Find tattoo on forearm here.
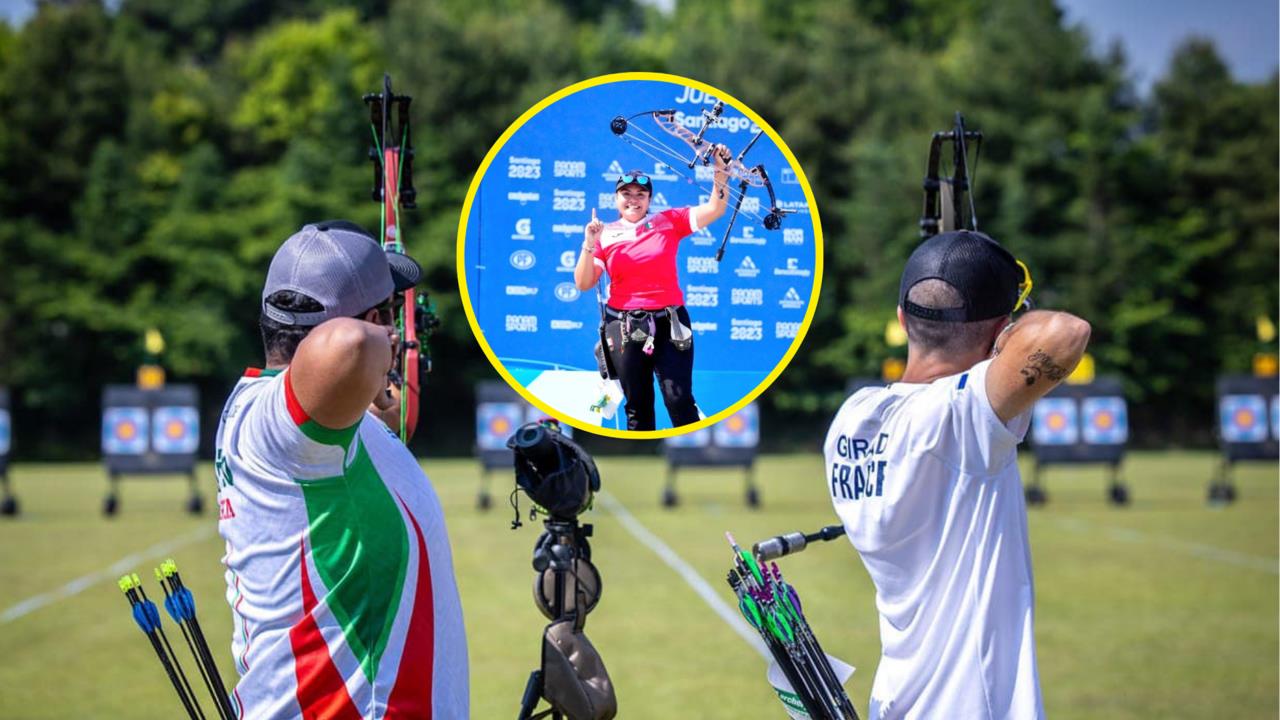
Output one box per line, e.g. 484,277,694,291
1019,349,1069,386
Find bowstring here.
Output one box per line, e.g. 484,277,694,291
394,121,409,440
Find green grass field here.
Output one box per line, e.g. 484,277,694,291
0,451,1275,719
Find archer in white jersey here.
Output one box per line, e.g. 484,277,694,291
216,222,469,719
825,230,1090,719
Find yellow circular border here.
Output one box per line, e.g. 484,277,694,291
456,71,824,440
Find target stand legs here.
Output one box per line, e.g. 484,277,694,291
1206,458,1238,506
744,464,760,509
661,465,679,508
477,468,493,511
185,470,203,515
0,471,18,517
1106,462,1130,506
103,471,120,517
1024,462,1048,506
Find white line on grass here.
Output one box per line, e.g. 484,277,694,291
595,491,770,660
1050,517,1278,575
1,525,217,624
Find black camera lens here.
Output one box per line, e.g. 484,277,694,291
512,425,560,472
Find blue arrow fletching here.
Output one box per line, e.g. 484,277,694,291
142,599,162,631
176,587,196,620
163,593,181,623
131,603,151,633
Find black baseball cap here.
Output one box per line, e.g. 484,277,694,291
614,170,652,193
899,230,1028,322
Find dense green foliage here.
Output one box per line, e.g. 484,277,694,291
0,0,1274,457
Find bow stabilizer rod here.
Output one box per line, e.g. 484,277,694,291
753,524,847,562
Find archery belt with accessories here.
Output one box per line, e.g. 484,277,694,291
603,306,693,355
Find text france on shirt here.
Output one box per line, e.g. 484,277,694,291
830,432,889,502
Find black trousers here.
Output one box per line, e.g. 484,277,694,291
604,305,699,431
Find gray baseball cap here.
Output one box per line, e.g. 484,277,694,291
262,220,422,326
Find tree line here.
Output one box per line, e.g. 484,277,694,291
0,0,1274,458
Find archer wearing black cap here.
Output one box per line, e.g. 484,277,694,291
823,229,1090,719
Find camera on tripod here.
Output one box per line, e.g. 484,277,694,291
508,421,616,720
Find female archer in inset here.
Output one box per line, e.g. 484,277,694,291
574,149,732,431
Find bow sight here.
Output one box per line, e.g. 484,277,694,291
609,100,792,262
920,111,984,239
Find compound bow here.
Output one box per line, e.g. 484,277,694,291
610,100,792,262
364,74,440,443
919,112,1033,311
920,111,983,238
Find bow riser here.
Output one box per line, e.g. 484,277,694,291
920,112,983,239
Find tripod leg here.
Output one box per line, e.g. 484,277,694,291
516,669,542,720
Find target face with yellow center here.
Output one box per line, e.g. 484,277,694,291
152,406,199,454
476,402,525,451
102,407,150,455
1220,394,1268,444
1081,397,1127,445
713,403,759,448
1032,398,1078,446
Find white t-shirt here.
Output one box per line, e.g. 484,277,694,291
823,359,1042,720
215,368,468,719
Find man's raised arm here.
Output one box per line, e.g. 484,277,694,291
987,309,1092,423
288,318,395,429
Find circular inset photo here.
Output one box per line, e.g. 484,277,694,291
458,72,821,437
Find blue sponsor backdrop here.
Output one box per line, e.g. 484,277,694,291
465,79,816,429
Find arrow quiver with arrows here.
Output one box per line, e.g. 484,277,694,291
609,101,793,262
364,74,440,443
725,528,859,720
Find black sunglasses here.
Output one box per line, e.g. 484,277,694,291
617,174,651,186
